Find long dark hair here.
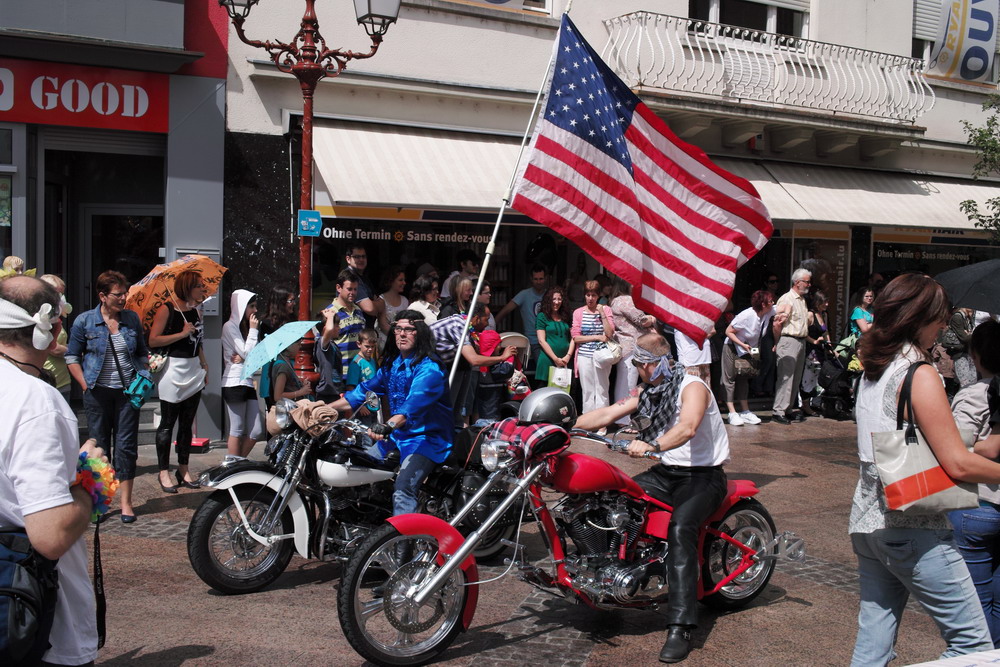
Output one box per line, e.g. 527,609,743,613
239,295,257,339
260,284,295,335
540,286,568,320
858,273,950,381
380,309,443,370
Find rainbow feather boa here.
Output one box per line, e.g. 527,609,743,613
75,453,120,522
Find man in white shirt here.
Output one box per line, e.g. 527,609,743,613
772,268,812,424
575,332,729,663
0,275,102,665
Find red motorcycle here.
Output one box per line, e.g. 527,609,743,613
336,413,805,666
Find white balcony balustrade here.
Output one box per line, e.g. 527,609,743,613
601,12,935,124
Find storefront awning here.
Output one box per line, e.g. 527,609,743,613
721,159,1000,230
312,121,522,212
313,123,998,231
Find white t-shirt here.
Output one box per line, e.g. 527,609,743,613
674,331,711,366
656,374,731,467
727,305,774,348
0,362,97,665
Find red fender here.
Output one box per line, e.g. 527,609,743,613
386,514,479,630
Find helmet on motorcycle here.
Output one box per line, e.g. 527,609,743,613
517,386,577,428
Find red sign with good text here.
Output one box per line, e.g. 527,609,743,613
0,58,169,133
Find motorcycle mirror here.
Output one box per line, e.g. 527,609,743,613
630,415,651,432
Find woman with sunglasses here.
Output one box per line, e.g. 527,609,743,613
66,270,149,523
148,269,207,494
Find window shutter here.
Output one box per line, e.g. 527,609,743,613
913,0,941,41
753,0,810,10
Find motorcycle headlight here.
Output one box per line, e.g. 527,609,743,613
274,398,297,431
481,439,513,472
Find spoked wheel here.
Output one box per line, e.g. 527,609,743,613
187,486,294,595
337,523,468,666
700,498,776,609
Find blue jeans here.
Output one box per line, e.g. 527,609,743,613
950,505,1000,648
83,386,140,481
850,528,992,666
365,443,437,516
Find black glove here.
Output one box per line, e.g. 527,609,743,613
989,376,1000,425
370,422,395,437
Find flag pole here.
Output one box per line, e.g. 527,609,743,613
446,5,571,389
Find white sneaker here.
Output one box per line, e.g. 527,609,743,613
728,412,745,426
740,411,762,425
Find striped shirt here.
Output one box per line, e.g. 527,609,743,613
577,311,604,357
335,304,366,367
96,333,135,389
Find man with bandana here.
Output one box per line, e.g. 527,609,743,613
0,275,103,665
575,331,730,664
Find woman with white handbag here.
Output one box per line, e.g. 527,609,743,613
571,280,615,418
849,274,1000,666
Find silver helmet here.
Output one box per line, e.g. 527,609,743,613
517,386,577,428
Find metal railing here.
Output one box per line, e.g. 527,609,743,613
601,12,935,124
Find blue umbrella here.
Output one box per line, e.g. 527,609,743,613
241,320,320,381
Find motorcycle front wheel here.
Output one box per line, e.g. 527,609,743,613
338,523,468,666
700,498,776,610
187,486,295,595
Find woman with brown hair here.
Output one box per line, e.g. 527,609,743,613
148,269,207,493
66,270,148,522
535,286,574,389
572,280,615,416
849,273,1000,665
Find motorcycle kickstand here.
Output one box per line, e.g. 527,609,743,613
504,540,559,593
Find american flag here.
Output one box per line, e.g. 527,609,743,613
511,15,773,344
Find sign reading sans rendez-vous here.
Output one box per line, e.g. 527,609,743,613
0,58,169,133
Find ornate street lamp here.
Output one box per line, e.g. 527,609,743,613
218,0,399,380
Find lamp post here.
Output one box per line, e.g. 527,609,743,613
218,0,400,380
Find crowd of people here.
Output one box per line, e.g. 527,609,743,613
5,246,1000,665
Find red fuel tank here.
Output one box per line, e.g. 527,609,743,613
550,453,646,497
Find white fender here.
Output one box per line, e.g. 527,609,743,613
212,471,311,558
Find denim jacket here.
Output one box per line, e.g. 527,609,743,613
65,306,149,388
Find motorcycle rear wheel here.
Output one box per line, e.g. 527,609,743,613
187,486,295,595
338,523,468,666
700,498,776,610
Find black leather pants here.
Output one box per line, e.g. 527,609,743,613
633,464,728,627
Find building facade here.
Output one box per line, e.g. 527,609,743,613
222,0,1000,339
1,0,227,435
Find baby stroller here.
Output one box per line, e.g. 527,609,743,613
815,351,860,421
493,332,531,418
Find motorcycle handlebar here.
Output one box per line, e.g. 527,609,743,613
568,428,658,459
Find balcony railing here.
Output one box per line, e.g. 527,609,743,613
601,12,935,124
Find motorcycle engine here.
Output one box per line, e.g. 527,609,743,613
554,492,668,606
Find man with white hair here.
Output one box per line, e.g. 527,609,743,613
0,275,102,665
771,268,812,424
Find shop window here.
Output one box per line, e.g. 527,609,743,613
689,0,807,38
0,175,11,259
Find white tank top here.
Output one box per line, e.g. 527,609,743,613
656,374,731,467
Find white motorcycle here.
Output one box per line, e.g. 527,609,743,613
187,397,516,594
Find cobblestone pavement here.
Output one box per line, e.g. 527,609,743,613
92,418,954,666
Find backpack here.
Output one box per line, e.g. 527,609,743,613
0,530,59,665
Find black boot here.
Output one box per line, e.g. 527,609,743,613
659,625,692,663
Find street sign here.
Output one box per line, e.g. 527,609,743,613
297,209,322,237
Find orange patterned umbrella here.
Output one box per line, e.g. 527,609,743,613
126,254,227,330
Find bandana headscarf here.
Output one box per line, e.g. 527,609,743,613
0,297,59,350
633,346,686,445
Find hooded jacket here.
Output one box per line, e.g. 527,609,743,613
221,289,260,388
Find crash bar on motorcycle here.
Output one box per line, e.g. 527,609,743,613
447,466,510,530
412,460,547,607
